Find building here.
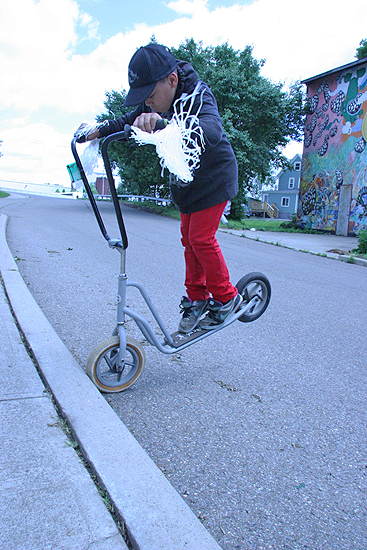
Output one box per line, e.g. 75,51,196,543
95,175,111,196
298,57,367,235
262,154,302,219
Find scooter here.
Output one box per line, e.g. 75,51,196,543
70,129,271,393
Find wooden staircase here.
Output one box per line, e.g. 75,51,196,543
250,200,279,218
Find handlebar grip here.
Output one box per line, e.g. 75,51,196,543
123,119,168,139
154,118,168,131
74,133,87,144
124,124,133,140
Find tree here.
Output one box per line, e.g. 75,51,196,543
96,39,305,218
356,39,367,60
171,40,305,217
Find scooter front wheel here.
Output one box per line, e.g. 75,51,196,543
86,335,145,393
236,272,271,323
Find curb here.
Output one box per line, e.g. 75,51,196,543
337,254,367,267
0,213,222,550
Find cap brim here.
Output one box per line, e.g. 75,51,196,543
123,81,156,107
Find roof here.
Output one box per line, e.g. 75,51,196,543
264,189,300,196
302,56,367,85
276,153,302,178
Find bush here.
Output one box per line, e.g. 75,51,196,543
280,213,304,230
357,229,367,254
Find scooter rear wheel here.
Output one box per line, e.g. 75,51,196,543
86,335,145,393
236,272,271,323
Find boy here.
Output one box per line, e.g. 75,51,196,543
76,43,241,332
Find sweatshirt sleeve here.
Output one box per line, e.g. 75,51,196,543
97,104,148,138
195,87,224,149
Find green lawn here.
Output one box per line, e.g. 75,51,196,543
0,191,10,198
121,199,320,233
224,217,286,232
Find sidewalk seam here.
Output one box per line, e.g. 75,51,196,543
0,395,49,404
0,260,133,550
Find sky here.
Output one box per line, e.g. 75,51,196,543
1,0,367,188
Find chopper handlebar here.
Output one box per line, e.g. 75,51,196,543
71,129,132,250
71,120,169,250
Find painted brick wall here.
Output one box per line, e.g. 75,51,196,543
299,60,367,235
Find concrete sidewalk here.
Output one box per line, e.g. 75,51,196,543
0,286,128,550
221,227,366,266
0,210,223,550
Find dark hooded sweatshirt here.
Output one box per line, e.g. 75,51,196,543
98,60,238,214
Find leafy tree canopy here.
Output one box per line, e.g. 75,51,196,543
356,38,367,60
96,38,306,218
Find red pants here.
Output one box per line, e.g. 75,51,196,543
180,201,238,303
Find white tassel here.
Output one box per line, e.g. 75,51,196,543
131,85,205,183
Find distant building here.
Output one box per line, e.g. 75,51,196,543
298,57,367,235
95,176,111,196
262,154,302,219
93,166,121,196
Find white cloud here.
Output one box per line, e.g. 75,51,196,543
3,0,367,117
167,0,208,16
0,123,72,186
1,0,367,186
2,1,71,112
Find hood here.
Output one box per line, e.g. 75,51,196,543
175,60,200,99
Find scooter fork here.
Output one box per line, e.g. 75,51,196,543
111,240,128,377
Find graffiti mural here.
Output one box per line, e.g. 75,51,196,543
299,59,367,234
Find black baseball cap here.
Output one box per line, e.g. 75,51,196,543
124,44,177,107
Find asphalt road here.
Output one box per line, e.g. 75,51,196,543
2,194,367,550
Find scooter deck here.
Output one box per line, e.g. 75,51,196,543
169,328,208,348
168,310,237,348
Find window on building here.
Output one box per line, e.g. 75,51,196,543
294,161,301,171
281,197,290,207
288,177,295,189
263,194,269,203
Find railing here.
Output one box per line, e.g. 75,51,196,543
250,200,279,218
268,203,279,219
118,195,171,205
90,193,171,205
